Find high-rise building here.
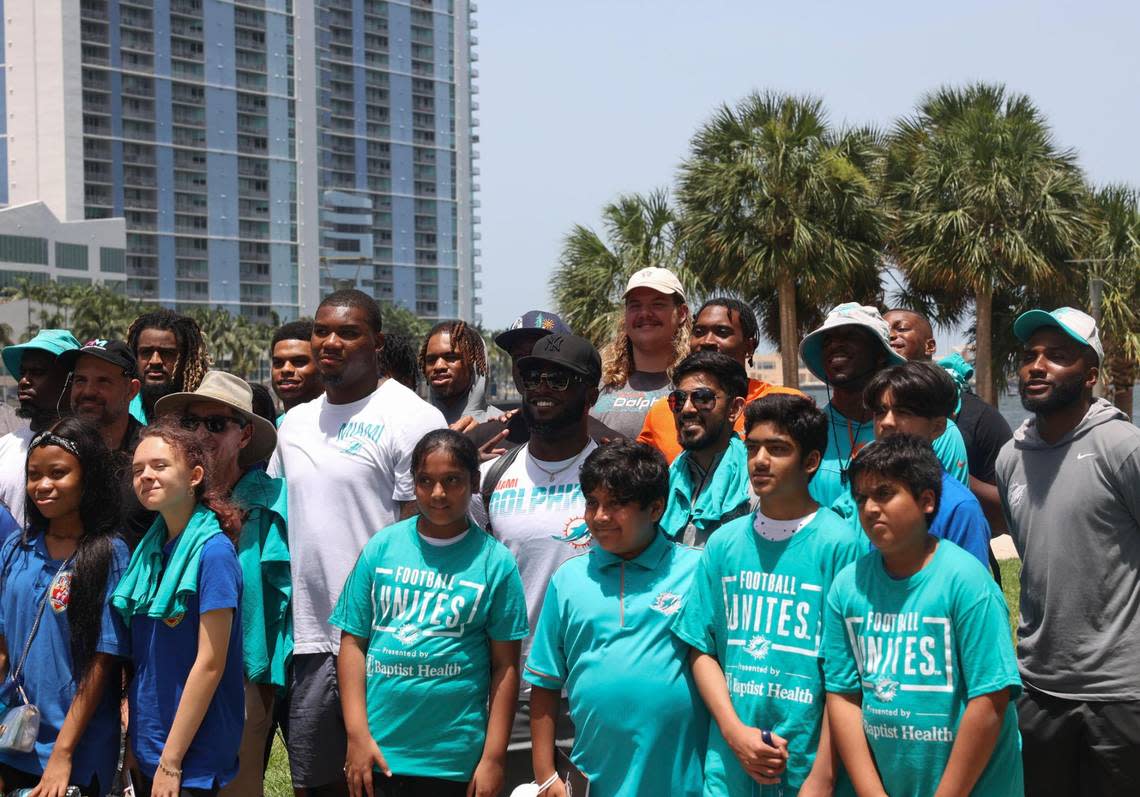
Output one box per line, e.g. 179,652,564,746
1,0,479,323
294,0,480,323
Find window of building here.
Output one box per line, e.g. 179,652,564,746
99,247,126,273
0,236,49,266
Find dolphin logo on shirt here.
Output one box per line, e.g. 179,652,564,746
744,635,772,661
873,677,899,703
395,623,420,645
651,592,682,616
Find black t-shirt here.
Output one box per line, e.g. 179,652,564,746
954,391,1012,484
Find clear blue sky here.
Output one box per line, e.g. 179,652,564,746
475,0,1140,348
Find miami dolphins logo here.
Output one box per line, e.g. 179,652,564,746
650,592,682,616
394,623,420,645
556,517,592,550
873,677,899,703
163,614,185,628
744,635,772,660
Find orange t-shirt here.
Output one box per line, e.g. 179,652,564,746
636,378,807,464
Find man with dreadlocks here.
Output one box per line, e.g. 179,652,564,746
419,320,501,430
126,309,211,424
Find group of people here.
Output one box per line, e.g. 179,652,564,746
0,265,1134,797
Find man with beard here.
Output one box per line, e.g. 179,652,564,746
996,307,1140,796
269,290,445,795
419,319,501,429
0,329,80,522
658,351,751,547
470,332,601,790
885,308,1013,534
798,303,969,507
270,319,324,421
126,309,211,423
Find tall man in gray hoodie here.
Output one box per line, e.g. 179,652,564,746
996,307,1140,796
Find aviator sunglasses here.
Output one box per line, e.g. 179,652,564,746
667,387,720,413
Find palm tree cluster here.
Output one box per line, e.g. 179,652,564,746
554,82,1140,410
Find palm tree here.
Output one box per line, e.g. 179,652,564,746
1087,185,1140,415
883,83,1092,404
677,92,888,388
552,189,692,348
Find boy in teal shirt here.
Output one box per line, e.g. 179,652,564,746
673,394,864,796
525,441,708,797
822,435,1022,796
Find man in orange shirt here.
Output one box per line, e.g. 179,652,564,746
638,297,804,463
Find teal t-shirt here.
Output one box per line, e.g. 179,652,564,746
810,404,969,507
821,541,1023,796
129,392,149,425
672,508,864,794
524,530,708,797
329,516,529,780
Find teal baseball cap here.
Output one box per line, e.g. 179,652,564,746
2,329,81,379
1013,307,1103,365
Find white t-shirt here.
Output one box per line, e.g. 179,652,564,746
0,424,33,525
269,379,446,654
753,509,818,542
475,440,598,696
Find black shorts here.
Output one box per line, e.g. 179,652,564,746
285,651,349,789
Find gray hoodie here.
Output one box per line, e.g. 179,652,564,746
428,336,501,426
996,398,1140,700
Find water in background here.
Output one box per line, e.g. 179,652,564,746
800,386,1140,429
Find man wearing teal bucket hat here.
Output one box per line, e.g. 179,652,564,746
0,329,80,523
798,302,970,507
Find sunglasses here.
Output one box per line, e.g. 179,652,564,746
180,414,248,434
521,370,580,392
667,387,720,413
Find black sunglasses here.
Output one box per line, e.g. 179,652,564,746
180,414,248,434
667,387,720,413
521,370,580,392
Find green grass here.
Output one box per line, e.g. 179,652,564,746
262,559,1026,794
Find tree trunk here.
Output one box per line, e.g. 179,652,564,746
974,284,997,406
778,272,799,389
1107,348,1137,418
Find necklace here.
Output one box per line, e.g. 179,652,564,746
528,444,591,484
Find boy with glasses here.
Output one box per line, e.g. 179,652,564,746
659,351,752,547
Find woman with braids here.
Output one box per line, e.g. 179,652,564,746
590,267,691,440
419,320,502,430
113,422,245,796
0,417,130,796
126,310,212,424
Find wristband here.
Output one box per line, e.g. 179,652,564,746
158,758,182,778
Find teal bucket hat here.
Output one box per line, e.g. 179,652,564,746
798,302,906,383
2,329,81,379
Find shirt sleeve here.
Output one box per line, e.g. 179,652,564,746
390,406,448,503
940,499,992,571
485,553,530,642
328,545,377,639
934,422,970,486
671,547,718,655
96,541,132,658
1114,445,1140,528
821,579,861,694
954,588,1022,700
198,536,241,614
522,578,567,691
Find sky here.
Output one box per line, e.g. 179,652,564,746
474,0,1140,349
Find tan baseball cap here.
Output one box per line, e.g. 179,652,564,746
622,267,686,301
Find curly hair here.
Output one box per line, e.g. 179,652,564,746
137,421,244,539
600,303,690,389
23,417,123,682
417,321,488,378
380,333,420,392
127,310,211,393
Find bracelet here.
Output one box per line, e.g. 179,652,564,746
158,759,182,778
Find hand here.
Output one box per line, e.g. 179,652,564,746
538,777,567,797
798,770,835,797
150,765,182,797
345,734,390,797
492,408,520,425
477,429,510,463
466,755,505,797
451,415,479,434
29,749,74,797
726,725,789,785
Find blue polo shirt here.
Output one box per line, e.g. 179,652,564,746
524,529,708,797
128,533,244,790
0,533,130,790
832,469,991,571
